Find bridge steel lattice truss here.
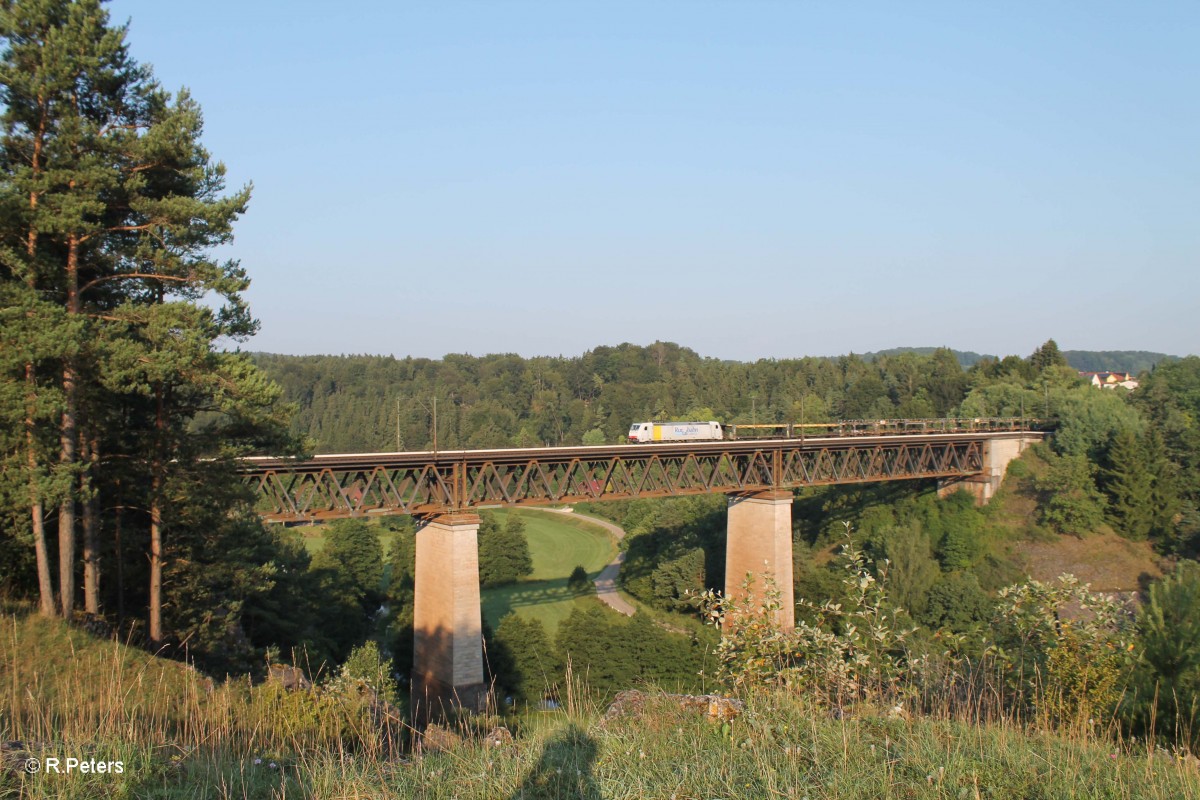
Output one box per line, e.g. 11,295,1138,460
240,432,1030,523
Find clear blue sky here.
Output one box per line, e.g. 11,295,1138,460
107,0,1198,360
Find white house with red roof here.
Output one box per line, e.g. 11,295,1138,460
1080,371,1139,390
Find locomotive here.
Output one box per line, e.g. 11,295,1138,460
627,421,725,443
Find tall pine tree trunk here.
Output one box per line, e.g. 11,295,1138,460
149,486,162,645
149,382,165,646
25,115,56,617
82,430,100,614
58,375,78,619
26,364,56,617
115,478,125,626
58,235,81,618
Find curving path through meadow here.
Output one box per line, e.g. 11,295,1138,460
544,509,636,616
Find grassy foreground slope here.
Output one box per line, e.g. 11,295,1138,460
4,611,1200,799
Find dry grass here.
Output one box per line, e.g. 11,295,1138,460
1017,532,1168,593
3,610,1200,799
0,611,409,798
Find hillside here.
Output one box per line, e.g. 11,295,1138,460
1016,532,1167,592
984,463,1167,594
1063,350,1178,373
858,346,1179,372
858,346,995,366
983,447,1170,593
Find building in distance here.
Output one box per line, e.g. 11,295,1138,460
1080,371,1139,390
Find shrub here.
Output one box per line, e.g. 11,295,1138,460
337,640,399,705
1124,562,1200,748
700,526,915,706
568,565,590,591
919,571,992,636
989,575,1131,727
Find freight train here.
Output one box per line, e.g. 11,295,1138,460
627,417,1047,443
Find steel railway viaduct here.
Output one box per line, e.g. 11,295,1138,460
239,421,1044,715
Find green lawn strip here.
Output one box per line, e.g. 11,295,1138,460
480,579,600,633
480,509,618,633
488,508,616,580
296,528,325,556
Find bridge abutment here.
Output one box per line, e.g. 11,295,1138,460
412,513,487,721
724,490,795,630
937,434,1036,505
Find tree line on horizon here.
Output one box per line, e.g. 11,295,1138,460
250,339,1178,453
857,346,1173,373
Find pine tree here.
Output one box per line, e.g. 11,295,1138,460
1101,430,1154,540
1035,452,1107,534
0,0,139,615
1,0,292,647
1143,428,1183,546
567,565,589,591
311,519,384,610
1130,563,1200,747
0,284,78,615
1030,339,1069,372
478,513,533,588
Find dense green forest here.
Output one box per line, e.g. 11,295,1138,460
251,341,1175,454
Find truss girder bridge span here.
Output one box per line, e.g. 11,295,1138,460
239,432,1033,524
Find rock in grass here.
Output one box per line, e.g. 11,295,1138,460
1,741,35,776
420,724,464,753
484,726,514,748
600,690,744,727
266,663,312,691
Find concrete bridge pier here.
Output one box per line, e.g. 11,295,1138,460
412,513,487,721
724,490,795,630
937,434,1037,505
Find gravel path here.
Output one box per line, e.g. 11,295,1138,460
543,508,637,616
